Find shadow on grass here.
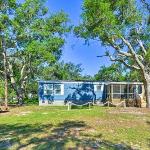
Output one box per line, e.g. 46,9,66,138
0,121,134,150
147,121,150,125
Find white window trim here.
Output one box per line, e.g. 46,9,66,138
61,84,64,95
43,84,64,96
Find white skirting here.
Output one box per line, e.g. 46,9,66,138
39,100,65,106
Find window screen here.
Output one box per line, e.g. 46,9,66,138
128,84,136,93
121,85,127,93
113,84,120,93
44,84,53,95
54,84,61,95
113,94,121,99
107,85,111,93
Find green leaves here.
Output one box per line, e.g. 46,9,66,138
145,48,150,62
75,0,143,42
1,0,70,64
26,37,64,64
39,61,84,81
0,0,71,102
76,0,150,74
94,63,126,81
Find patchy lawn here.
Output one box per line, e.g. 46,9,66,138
0,106,150,150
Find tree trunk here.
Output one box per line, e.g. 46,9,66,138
143,71,150,108
8,62,26,105
17,88,24,105
10,81,24,105
2,38,8,109
143,80,150,108
3,51,8,109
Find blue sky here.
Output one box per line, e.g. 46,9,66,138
46,0,111,76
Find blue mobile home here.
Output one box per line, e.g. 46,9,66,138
38,81,144,106
38,81,106,105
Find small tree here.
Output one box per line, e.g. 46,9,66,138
75,0,150,107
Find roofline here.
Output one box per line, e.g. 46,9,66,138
37,80,143,84
105,82,143,85
37,80,105,84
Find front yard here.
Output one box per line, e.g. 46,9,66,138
0,106,150,150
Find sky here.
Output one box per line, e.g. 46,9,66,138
45,0,111,76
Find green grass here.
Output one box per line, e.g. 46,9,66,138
0,106,150,150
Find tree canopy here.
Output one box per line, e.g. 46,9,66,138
38,61,84,81
94,63,142,82
94,63,125,81
1,0,150,107
0,0,70,104
75,0,150,107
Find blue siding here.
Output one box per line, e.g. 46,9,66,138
38,81,106,105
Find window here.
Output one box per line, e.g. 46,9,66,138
54,84,61,95
43,84,64,95
97,85,101,91
94,84,101,91
44,84,53,95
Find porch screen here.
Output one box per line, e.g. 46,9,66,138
112,84,138,99
113,84,121,99
128,84,136,98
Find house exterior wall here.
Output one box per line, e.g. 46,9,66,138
38,81,106,106
38,81,145,106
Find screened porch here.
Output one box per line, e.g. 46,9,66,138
106,83,143,100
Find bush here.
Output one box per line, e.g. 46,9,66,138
24,98,39,105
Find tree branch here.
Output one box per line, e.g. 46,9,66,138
108,54,140,70
109,37,132,57
137,39,147,55
20,64,26,81
121,36,145,70
110,36,144,60
116,49,132,57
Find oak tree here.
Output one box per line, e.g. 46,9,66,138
0,0,70,104
75,0,150,107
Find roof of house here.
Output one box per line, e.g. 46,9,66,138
38,80,143,84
